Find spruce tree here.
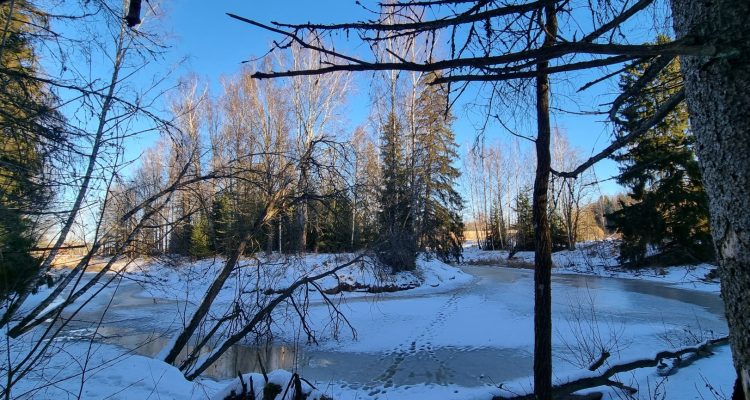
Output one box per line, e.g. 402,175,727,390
512,190,534,252
486,204,507,250
414,74,464,262
378,112,416,271
549,210,569,252
211,193,235,255
189,215,212,259
169,223,193,256
0,1,63,296
313,191,353,253
608,36,712,267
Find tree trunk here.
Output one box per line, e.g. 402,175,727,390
533,4,557,399
298,173,308,253
498,193,506,249
670,0,750,397
266,223,274,255
163,199,277,365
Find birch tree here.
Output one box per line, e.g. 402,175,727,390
231,0,749,396
288,43,350,252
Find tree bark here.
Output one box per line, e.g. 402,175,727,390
670,0,750,397
533,4,557,399
296,165,309,252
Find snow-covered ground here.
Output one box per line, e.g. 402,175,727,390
3,243,733,400
463,240,720,293
120,252,471,305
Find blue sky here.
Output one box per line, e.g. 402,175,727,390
142,1,627,196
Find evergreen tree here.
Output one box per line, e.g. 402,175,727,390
414,74,464,262
608,36,712,267
0,1,63,296
169,223,193,256
378,112,416,271
312,191,353,253
512,190,534,251
189,215,212,259
211,193,235,254
549,210,569,252
0,205,38,297
485,203,507,250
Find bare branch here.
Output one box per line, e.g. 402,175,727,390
270,1,547,33
248,40,724,80
552,87,684,179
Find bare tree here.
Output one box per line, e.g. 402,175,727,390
349,126,380,248
551,129,595,250
227,0,748,397
0,2,212,397
287,43,350,252
2,0,173,334
158,59,360,379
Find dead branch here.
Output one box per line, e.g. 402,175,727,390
270,1,547,33
496,335,729,399
588,351,610,371
243,39,722,80
552,87,684,179
432,55,638,83
184,253,368,380
607,54,676,123
163,189,287,365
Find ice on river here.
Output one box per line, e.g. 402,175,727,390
4,247,733,399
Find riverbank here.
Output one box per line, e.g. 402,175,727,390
462,241,720,293
4,247,732,399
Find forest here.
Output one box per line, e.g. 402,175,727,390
0,0,747,400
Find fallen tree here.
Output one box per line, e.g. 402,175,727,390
181,253,369,380
497,336,729,400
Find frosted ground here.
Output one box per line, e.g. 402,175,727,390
5,241,733,399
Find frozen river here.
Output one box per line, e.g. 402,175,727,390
69,265,727,391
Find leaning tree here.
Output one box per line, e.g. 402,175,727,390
150,0,750,398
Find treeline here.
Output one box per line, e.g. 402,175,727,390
465,42,713,268
101,56,463,270
465,130,615,253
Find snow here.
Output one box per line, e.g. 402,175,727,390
210,369,325,400
121,252,472,308
4,340,222,400
1,242,734,400
462,240,720,293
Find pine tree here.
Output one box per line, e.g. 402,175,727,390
608,35,712,267
413,74,464,262
378,112,416,271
